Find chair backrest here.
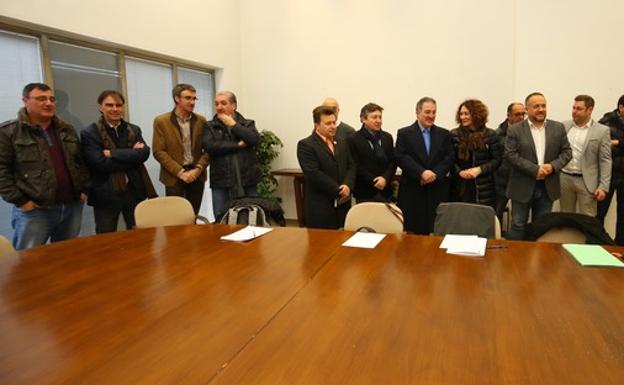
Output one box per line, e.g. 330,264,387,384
536,227,586,243
134,196,196,228
434,202,499,239
343,202,404,234
219,204,269,227
525,212,614,244
0,235,15,257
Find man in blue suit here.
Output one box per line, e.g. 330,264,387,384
395,97,454,234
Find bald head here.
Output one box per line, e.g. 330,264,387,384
322,97,340,116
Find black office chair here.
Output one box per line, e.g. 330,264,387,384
433,202,501,239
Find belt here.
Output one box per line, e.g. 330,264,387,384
562,170,582,177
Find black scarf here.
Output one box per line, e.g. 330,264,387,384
362,126,387,163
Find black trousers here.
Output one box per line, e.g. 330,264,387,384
93,191,141,233
165,179,205,215
597,177,624,245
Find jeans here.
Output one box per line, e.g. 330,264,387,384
11,201,84,250
507,182,553,240
212,185,258,220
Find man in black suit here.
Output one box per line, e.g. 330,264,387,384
297,105,356,229
396,97,454,234
347,102,396,203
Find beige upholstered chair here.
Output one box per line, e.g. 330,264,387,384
536,227,586,243
343,202,404,234
0,235,14,256
134,196,207,228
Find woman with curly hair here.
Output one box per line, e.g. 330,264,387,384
450,99,503,207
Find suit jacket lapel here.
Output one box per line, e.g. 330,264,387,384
428,125,441,159
312,132,336,160
168,110,184,143
544,120,559,160
522,121,538,163
581,121,595,153
411,124,429,164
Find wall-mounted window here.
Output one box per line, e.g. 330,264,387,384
0,30,43,121
49,40,121,129
0,24,216,239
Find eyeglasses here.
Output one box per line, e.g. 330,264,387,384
181,96,197,101
29,96,56,103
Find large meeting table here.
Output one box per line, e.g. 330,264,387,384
1,225,623,384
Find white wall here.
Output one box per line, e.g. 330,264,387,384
239,0,623,223
0,0,242,91
1,0,623,232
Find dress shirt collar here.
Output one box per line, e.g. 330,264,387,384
315,130,334,143
528,119,545,130
417,121,431,132
174,111,192,124
572,119,592,129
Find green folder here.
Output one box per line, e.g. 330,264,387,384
563,244,624,268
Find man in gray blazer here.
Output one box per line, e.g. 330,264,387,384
504,92,572,240
560,95,611,216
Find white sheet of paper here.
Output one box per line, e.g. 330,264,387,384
445,236,487,257
342,232,386,249
439,234,478,249
220,226,273,242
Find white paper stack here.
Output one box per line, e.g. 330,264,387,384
439,234,487,257
342,232,386,249
220,226,273,242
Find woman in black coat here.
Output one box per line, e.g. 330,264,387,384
450,99,502,208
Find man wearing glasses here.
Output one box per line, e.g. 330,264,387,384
494,102,526,224
0,83,90,250
153,83,209,214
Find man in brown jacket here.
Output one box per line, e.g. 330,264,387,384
153,84,209,214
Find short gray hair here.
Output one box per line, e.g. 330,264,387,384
216,90,237,105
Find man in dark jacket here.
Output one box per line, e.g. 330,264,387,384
0,83,90,250
495,102,525,222
396,97,454,234
203,91,262,219
297,105,356,229
81,90,156,233
347,103,396,202
597,94,624,244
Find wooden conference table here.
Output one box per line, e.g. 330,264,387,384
1,225,623,384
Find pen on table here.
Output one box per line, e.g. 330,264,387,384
487,245,508,250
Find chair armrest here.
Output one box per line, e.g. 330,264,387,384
195,215,210,224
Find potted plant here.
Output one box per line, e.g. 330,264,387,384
256,130,283,201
